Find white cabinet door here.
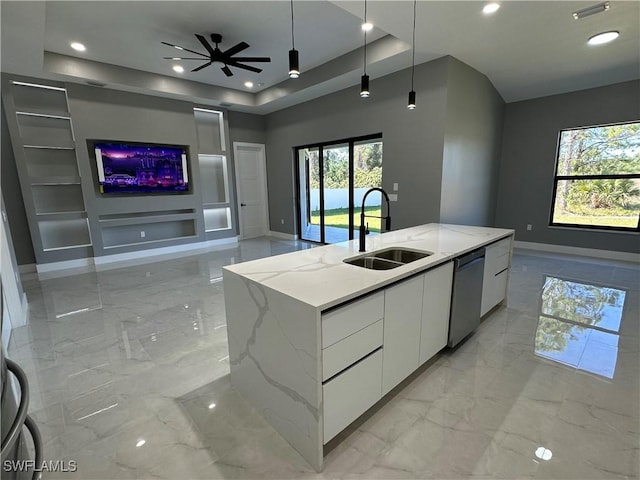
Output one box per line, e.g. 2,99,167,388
481,237,512,316
323,349,383,443
382,275,424,395
420,261,454,365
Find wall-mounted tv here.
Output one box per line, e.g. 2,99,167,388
90,140,190,195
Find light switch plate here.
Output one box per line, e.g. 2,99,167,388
393,183,399,191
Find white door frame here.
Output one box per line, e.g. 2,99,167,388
233,142,270,239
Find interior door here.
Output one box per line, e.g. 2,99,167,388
233,143,269,239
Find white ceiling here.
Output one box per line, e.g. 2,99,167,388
1,1,638,113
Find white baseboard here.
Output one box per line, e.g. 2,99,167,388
35,237,239,276
268,230,299,241
514,241,640,263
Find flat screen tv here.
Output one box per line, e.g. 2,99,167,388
90,140,189,195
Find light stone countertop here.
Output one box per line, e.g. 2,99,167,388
224,223,514,310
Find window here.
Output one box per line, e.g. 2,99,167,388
296,134,383,244
550,121,640,231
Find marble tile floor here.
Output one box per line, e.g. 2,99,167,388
5,239,639,479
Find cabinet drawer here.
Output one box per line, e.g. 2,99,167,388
494,252,510,274
486,237,511,275
482,269,509,315
493,268,509,302
323,349,382,443
322,291,384,348
322,319,383,381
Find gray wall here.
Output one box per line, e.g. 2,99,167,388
440,57,504,226
265,56,450,235
495,80,640,253
1,102,35,265
228,111,266,145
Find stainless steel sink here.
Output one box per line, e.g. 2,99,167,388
343,256,404,270
370,248,431,263
343,247,431,270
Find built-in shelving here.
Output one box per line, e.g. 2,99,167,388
2,78,93,265
203,207,232,232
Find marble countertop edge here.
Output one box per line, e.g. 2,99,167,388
223,224,514,310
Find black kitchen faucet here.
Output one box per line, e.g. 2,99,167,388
359,187,391,252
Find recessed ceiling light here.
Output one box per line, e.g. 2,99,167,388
587,30,619,45
361,22,373,31
135,439,146,448
244,81,254,88
483,3,500,14
70,42,86,52
173,65,184,73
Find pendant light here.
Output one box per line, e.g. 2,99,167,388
360,0,370,97
288,0,300,79
407,0,417,109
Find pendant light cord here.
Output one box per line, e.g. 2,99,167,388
290,0,295,49
363,0,367,74
411,0,416,90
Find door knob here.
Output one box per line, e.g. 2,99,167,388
240,203,247,207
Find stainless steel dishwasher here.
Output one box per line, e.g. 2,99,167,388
448,247,486,348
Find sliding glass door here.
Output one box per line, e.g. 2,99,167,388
297,134,383,244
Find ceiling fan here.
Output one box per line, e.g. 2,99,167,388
162,33,271,76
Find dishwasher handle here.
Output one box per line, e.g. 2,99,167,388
456,248,485,269
456,255,484,271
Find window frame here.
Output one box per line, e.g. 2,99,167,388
294,133,383,244
548,121,640,233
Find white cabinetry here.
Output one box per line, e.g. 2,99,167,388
481,237,512,316
382,275,424,395
322,292,384,443
419,262,454,365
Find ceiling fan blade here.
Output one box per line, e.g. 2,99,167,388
221,65,233,77
223,41,249,57
229,57,271,63
161,41,208,58
227,62,262,73
195,34,216,57
191,61,213,72
163,57,206,60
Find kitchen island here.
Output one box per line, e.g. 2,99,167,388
223,223,514,470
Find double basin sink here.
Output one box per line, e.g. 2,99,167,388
344,247,432,270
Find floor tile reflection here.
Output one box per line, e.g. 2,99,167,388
7,241,639,479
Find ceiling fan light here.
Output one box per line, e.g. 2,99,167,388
360,74,370,98
289,49,300,79
407,90,416,109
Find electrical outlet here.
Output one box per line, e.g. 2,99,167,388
140,230,146,238
281,219,285,225
526,224,532,231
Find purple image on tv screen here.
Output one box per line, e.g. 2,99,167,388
95,142,188,194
